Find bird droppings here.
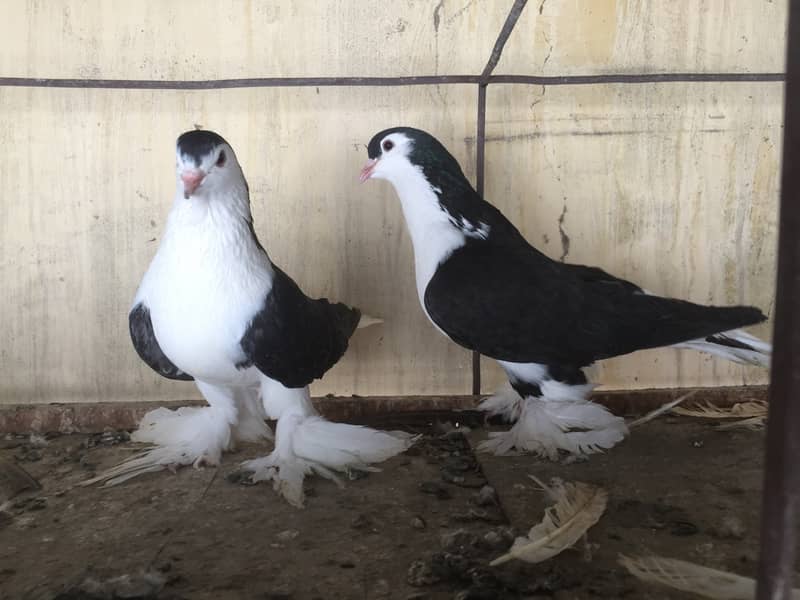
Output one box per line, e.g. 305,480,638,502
412,515,428,530
474,485,497,507
275,529,300,542
419,480,453,500
0,419,770,599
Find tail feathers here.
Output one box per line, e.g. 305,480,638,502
673,327,771,368
81,406,233,487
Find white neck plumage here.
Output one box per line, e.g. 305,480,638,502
386,165,467,305
163,179,269,266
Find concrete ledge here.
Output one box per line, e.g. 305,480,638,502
0,385,768,434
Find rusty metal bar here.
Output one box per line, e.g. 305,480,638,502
473,82,488,395
480,0,530,82
756,4,800,599
470,0,530,395
489,72,785,85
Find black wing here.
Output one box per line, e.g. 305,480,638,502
238,267,361,388
423,241,766,367
129,303,194,381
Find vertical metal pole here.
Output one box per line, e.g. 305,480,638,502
472,0,529,395
473,83,488,395
756,3,800,598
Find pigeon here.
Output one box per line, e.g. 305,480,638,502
360,126,770,459
86,130,412,506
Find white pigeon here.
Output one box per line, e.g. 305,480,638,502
360,126,770,460
86,130,412,507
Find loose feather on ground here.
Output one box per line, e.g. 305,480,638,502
619,554,800,599
490,476,607,566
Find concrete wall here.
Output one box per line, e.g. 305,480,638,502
0,1,784,404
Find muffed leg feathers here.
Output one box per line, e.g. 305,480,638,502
478,362,628,459
83,381,271,487
478,396,628,459
242,377,414,507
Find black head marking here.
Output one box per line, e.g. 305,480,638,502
367,127,469,189
177,130,229,166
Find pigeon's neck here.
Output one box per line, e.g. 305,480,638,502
389,165,467,304
163,184,268,264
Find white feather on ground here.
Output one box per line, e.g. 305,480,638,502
490,476,607,566
672,400,767,419
672,400,768,430
619,554,800,599
627,390,699,429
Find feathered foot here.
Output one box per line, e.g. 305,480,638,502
478,382,524,422
478,397,628,460
82,382,271,487
82,405,234,486
240,413,415,508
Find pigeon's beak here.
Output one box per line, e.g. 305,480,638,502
180,169,206,199
359,158,378,183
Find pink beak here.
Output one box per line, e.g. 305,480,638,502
359,158,378,183
180,169,205,198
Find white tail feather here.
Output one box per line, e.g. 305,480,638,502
673,328,771,367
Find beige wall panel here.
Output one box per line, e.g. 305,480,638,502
497,1,787,74
480,82,779,392
1,0,517,79
0,85,477,405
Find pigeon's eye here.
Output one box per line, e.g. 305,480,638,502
382,140,394,152
216,150,226,167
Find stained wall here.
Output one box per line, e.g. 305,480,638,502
0,1,784,404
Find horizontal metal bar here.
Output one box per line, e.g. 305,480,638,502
490,72,786,85
0,72,785,91
0,75,481,89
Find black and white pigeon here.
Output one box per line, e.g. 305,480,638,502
360,126,771,459
86,129,411,506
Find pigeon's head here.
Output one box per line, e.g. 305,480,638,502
175,130,243,200
359,127,468,188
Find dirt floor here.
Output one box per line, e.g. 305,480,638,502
0,415,765,600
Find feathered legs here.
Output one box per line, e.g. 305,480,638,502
478,361,628,459
240,376,414,507
84,380,271,486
